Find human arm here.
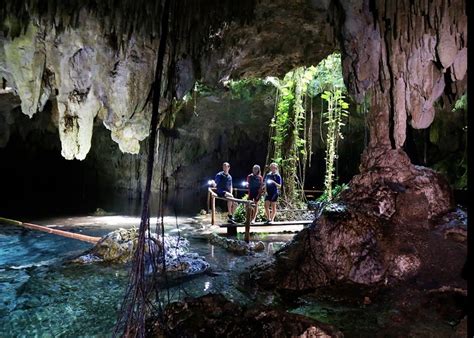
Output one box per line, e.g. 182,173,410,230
213,173,220,188
268,175,282,189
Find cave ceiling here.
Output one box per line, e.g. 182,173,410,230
0,0,467,160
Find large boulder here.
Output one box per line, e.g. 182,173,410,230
242,204,466,293
72,228,210,276
342,147,454,225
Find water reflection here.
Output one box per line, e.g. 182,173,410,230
0,214,289,336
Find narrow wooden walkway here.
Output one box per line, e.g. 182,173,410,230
220,220,313,227
219,220,313,235
208,187,315,239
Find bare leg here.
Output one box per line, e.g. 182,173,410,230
225,192,235,216
251,203,258,222
271,202,277,222
264,200,271,220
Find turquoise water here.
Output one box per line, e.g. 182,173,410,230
0,216,277,336
1,215,465,336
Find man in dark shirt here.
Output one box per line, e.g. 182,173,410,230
211,162,237,223
263,162,282,223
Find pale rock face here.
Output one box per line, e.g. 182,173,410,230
2,24,45,118
0,10,157,159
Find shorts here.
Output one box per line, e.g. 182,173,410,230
217,190,228,198
265,193,279,202
248,188,260,202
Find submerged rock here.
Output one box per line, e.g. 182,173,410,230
147,294,343,337
207,232,264,255
72,228,209,275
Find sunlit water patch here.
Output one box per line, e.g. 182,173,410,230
0,216,279,336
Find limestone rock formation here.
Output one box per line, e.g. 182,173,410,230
73,228,210,276
243,205,466,292
342,147,454,223
0,0,336,160
244,0,465,293
337,0,467,148
1,14,156,159
207,232,265,255
147,293,343,337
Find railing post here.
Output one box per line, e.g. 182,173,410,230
211,195,216,225
244,203,251,243
207,190,211,213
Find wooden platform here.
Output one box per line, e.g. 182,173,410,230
219,220,313,235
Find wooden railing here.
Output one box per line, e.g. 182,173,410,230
208,187,256,242
207,187,323,213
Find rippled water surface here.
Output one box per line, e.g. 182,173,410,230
0,215,283,336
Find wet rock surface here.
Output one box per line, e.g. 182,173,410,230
207,233,264,256
289,281,467,337
243,202,466,294
72,228,209,276
147,293,343,338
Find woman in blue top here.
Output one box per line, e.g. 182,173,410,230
246,164,263,224
263,162,282,223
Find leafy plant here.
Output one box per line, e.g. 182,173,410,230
316,183,349,202
228,78,268,101
233,194,266,223
453,94,467,112
265,52,348,205
321,90,349,201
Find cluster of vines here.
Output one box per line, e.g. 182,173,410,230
264,52,350,205
321,89,349,201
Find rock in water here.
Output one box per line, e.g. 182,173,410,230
207,232,265,255
72,228,209,275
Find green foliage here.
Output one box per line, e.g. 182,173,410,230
321,89,349,201
265,52,347,205
194,82,216,96
228,78,268,101
433,157,467,190
233,194,266,223
308,52,345,96
453,94,467,112
316,183,349,202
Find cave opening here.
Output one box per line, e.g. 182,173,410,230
0,0,468,336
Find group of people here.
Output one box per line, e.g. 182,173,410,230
209,162,283,224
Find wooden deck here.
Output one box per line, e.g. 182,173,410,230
219,220,313,235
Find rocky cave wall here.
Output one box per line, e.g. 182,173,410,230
0,0,467,216
0,0,340,214
0,81,369,216
0,0,336,161
333,0,467,221
337,0,466,149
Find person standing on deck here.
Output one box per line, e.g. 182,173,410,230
211,162,237,224
246,164,264,224
263,162,282,223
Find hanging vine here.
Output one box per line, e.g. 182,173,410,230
321,89,349,201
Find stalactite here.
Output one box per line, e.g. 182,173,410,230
334,0,466,151
1,0,255,54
